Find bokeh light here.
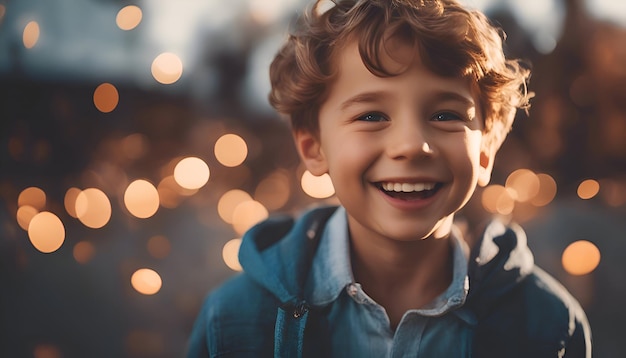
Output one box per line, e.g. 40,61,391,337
577,179,600,200
173,157,210,190
254,170,291,210
126,330,164,357
562,240,601,276
17,205,39,231
505,169,540,202
122,133,148,160
232,200,268,235
217,189,252,224
151,52,183,85
599,179,626,207
315,0,336,16
214,134,248,167
75,188,112,229
64,187,82,218
147,235,171,259
23,21,40,49
131,268,162,295
33,344,62,358
18,186,46,211
222,238,243,271
73,241,96,264
124,179,160,219
157,175,196,208
300,171,335,199
93,83,119,113
116,5,142,30
481,184,516,215
531,173,558,207
28,211,65,253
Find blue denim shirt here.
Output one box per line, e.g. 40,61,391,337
306,207,474,357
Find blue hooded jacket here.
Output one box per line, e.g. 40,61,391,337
187,206,591,357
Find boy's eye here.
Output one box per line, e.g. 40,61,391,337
432,112,462,122
357,112,387,122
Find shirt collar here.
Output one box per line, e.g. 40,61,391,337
306,206,353,306
306,206,470,312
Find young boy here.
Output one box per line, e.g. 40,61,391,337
188,0,592,356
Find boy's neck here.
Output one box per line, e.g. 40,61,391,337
348,222,454,330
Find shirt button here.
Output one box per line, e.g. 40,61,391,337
347,283,358,297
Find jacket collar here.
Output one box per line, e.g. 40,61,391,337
305,207,471,314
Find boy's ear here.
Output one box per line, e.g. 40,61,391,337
477,141,496,187
293,130,328,176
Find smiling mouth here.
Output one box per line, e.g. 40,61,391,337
375,181,442,200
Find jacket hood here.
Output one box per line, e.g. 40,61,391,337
238,206,534,314
238,206,337,307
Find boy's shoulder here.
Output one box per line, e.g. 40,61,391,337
470,263,591,357
521,266,590,342
466,220,591,356
188,273,279,357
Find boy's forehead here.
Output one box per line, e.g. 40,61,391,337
333,37,417,77
326,38,481,118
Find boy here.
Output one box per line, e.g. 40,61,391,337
188,0,592,356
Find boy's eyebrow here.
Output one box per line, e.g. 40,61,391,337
339,90,476,111
339,91,389,111
427,90,476,107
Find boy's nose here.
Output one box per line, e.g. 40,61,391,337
386,120,435,161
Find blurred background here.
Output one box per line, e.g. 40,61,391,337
1,0,625,357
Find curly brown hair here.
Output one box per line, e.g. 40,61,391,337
269,0,531,150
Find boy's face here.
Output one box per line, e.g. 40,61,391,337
295,40,495,243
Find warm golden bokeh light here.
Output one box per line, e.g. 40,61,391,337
131,268,162,295
217,189,252,224
157,175,196,208
18,186,46,211
33,344,62,358
0,5,6,22
23,21,40,49
531,173,558,207
254,170,291,210
301,170,335,199
75,188,112,229
214,134,248,167
124,179,160,219
93,83,119,113
249,0,283,24
505,169,540,202
562,240,601,276
222,238,243,271
116,5,142,30
147,235,171,259
577,179,600,200
481,184,515,215
64,187,81,218
232,200,268,235
17,205,39,231
73,241,96,264
126,330,164,357
8,137,24,160
28,211,65,253
174,157,210,190
151,52,183,85
600,179,626,207
122,133,148,160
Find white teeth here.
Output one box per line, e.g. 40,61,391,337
381,182,436,192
